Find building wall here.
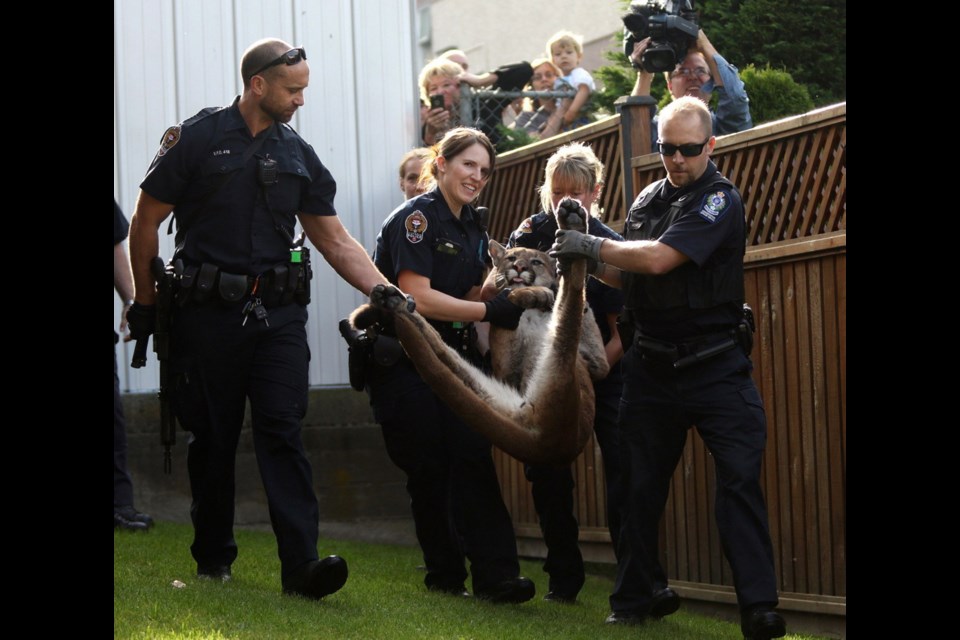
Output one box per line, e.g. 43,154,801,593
416,0,625,83
114,0,420,393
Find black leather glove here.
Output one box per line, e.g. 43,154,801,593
482,289,524,330
126,302,157,341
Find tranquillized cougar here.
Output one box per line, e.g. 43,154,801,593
349,200,608,466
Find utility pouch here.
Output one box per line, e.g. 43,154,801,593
217,272,249,303
372,334,403,367
262,265,287,308
194,263,219,304
280,265,299,306
176,264,199,306
636,336,680,364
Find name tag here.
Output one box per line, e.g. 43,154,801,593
435,239,462,255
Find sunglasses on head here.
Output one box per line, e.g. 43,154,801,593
657,139,710,157
251,47,307,77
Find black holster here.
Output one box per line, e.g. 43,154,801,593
617,309,636,354
339,319,373,391
737,303,756,355
338,319,405,391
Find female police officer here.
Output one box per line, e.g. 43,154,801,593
496,142,626,604
366,127,535,603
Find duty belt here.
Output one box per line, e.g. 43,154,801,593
635,329,739,370
173,260,309,309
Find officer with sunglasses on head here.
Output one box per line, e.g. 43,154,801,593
629,28,752,152
127,38,390,601
550,96,785,640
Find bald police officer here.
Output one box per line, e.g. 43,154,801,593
127,38,388,600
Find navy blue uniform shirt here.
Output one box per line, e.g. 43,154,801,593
140,97,338,276
374,187,489,300
623,160,744,339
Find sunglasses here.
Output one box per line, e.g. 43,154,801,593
251,47,307,77
657,139,710,157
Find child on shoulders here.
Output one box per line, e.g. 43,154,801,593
546,30,595,131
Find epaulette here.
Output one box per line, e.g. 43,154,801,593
631,180,662,210
180,105,226,128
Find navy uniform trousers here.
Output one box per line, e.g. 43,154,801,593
525,371,624,595
114,340,135,508
368,356,521,594
170,300,319,580
610,344,779,613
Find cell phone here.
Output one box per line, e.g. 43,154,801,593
430,94,444,110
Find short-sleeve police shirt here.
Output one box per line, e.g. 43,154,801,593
140,97,338,276
652,174,743,270
374,187,489,300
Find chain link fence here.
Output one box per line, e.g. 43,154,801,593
438,85,582,152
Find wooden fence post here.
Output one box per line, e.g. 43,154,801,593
615,95,656,207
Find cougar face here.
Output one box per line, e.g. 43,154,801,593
489,241,557,291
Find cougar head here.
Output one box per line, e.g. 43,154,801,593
489,240,557,291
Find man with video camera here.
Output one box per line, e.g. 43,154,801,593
628,26,752,152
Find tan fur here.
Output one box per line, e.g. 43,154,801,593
350,211,606,466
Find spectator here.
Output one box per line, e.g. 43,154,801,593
546,30,595,130
398,147,433,201
420,58,465,146
510,58,571,141
629,28,752,151
439,48,470,72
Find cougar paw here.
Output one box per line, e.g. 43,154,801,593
556,198,588,233
370,284,416,314
508,286,555,311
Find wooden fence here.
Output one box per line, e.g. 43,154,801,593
479,103,846,613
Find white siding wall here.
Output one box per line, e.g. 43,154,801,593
417,0,624,81
114,0,419,393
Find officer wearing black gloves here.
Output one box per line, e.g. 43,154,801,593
365,127,535,604
127,38,389,600
550,97,786,639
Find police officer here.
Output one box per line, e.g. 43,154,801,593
499,142,625,603
550,97,786,639
126,38,389,600
366,127,535,603
115,199,153,532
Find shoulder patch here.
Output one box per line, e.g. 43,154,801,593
699,190,732,223
156,126,181,157
405,211,428,243
517,217,534,234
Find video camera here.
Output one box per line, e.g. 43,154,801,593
622,0,700,74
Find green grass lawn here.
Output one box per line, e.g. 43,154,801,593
115,522,829,639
